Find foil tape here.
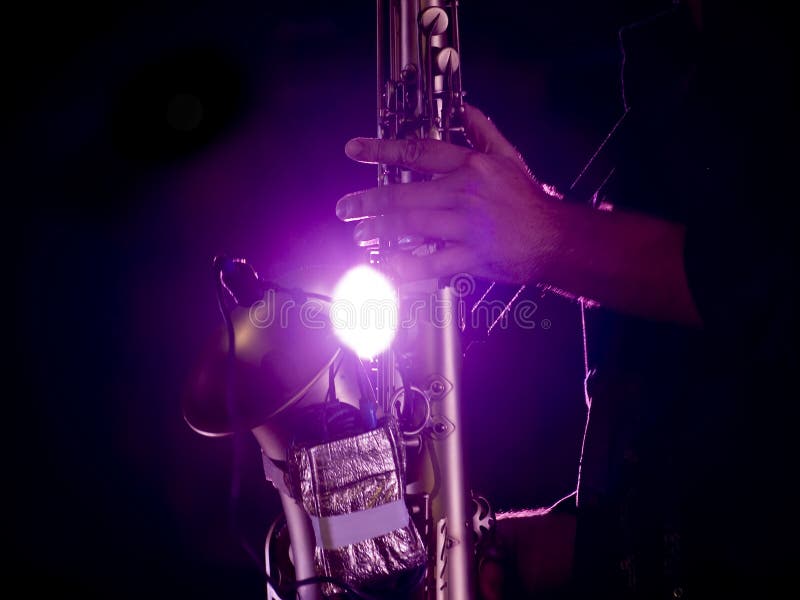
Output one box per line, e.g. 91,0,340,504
288,418,427,592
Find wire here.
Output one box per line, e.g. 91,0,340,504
258,276,332,303
267,562,424,600
265,572,373,600
326,354,343,404
277,565,426,600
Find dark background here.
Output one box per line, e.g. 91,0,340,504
5,1,668,597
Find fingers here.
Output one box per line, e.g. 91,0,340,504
343,106,524,173
336,179,460,221
388,245,474,282
353,209,470,245
344,137,472,174
462,104,527,169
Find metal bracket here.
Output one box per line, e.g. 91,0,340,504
425,375,453,401
429,414,455,439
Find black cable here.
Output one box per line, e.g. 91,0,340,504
275,567,426,600
396,356,415,425
274,573,369,600
327,357,341,404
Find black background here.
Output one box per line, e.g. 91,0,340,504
4,1,669,597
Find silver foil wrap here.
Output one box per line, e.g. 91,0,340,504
288,419,426,592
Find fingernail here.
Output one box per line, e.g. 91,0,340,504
397,234,423,249
353,220,368,240
355,223,379,247
345,139,363,158
336,197,350,220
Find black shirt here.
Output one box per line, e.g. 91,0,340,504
574,3,798,598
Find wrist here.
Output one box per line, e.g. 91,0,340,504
532,199,593,289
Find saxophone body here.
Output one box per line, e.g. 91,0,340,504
374,2,474,598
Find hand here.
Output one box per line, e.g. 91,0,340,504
336,105,566,284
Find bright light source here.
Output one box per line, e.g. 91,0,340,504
330,265,398,358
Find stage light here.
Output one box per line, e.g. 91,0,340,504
330,265,398,358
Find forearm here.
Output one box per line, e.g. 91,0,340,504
541,203,703,327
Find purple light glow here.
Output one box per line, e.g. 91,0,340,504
330,265,398,358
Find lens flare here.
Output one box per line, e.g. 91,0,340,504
330,265,398,358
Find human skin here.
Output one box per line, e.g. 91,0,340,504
336,104,702,327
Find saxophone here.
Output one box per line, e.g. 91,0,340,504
373,1,475,598
184,2,485,598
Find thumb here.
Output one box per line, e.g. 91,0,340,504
463,104,527,169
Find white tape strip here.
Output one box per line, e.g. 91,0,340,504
310,499,410,549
